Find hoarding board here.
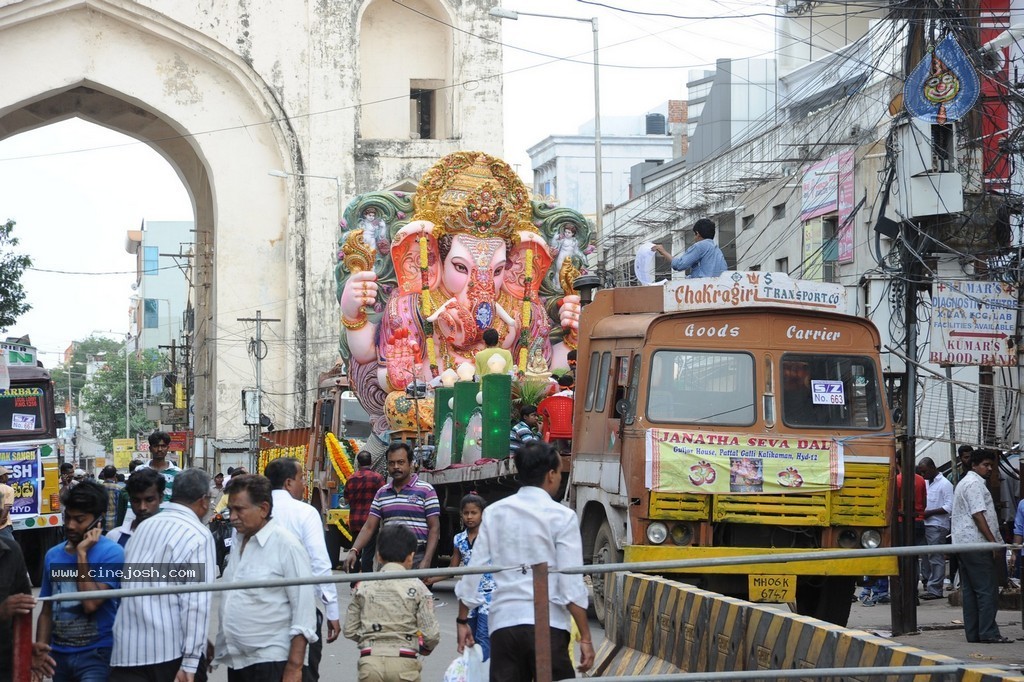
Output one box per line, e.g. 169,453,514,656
929,280,1017,366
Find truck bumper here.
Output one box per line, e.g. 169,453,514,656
623,545,897,576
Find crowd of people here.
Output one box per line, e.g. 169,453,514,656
0,427,590,682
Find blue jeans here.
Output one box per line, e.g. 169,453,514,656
53,646,112,682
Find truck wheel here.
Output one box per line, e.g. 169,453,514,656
591,521,621,626
794,576,855,626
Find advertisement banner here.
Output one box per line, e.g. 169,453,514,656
0,446,40,515
801,150,856,264
645,429,843,495
112,438,136,469
929,280,1018,366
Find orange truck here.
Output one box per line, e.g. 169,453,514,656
570,272,896,626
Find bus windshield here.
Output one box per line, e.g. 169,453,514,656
0,381,49,438
781,354,884,429
647,350,755,426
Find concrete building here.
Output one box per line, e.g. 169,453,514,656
126,220,191,354
0,0,504,460
685,59,777,166
528,104,680,217
600,1,1022,455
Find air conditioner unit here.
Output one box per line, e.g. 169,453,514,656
894,118,963,218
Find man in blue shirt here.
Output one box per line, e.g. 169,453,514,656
652,218,728,278
33,480,124,682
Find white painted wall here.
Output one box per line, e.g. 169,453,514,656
0,0,503,448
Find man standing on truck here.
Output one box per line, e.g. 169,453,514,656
344,452,385,573
345,443,440,572
455,442,594,680
510,406,541,455
651,218,727,279
475,329,514,377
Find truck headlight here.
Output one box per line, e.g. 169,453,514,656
861,529,882,549
646,522,668,545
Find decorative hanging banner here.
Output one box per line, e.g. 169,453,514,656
645,428,843,495
904,35,980,123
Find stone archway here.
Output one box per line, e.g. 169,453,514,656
0,0,305,445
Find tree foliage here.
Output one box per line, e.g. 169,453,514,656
52,336,124,412
80,349,165,452
0,220,32,331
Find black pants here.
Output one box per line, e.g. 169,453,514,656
359,534,377,573
228,661,287,682
109,658,183,682
490,625,574,682
303,609,324,682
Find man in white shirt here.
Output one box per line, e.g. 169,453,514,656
213,474,316,682
109,468,217,682
917,457,954,600
455,442,594,681
264,457,341,681
951,449,1009,643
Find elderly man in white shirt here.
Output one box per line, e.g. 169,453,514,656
213,474,317,681
917,457,954,600
951,449,1010,644
455,442,594,681
109,468,217,682
263,457,341,681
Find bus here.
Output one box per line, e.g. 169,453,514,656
0,341,65,584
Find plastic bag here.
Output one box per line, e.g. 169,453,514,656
443,644,489,682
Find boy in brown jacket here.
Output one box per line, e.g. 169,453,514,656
343,524,440,681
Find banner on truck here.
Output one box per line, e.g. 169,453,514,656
645,428,843,494
0,446,40,515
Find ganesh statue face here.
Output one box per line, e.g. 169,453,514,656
436,234,507,348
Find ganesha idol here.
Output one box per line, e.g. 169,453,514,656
334,152,592,435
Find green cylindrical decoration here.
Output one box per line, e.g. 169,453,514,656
433,386,455,466
481,373,512,459
452,381,479,464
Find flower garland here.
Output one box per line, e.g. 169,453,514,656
518,246,534,371
325,432,355,484
418,235,438,374
258,445,306,475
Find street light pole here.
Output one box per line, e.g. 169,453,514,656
269,169,343,224
125,332,131,439
489,7,603,266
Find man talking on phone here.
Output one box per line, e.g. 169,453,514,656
33,479,125,681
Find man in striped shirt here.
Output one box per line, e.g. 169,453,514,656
345,442,440,571
109,468,216,682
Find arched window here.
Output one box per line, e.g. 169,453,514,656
359,0,454,140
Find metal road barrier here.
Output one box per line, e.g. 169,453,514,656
33,541,1013,602
14,542,1022,682
584,666,965,681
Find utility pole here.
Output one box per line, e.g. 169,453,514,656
237,311,279,470
892,228,922,636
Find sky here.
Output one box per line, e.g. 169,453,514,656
0,0,775,368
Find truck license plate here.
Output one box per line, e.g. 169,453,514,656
748,574,795,603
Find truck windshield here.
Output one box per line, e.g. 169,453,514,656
781,354,884,429
0,382,48,438
647,350,755,426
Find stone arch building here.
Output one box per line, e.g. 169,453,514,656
0,0,502,452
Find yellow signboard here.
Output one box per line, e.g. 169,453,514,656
645,428,843,494
112,438,135,470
